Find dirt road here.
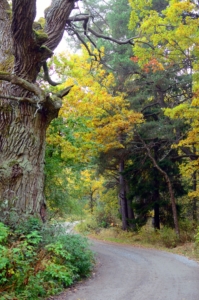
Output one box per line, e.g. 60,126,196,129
53,239,199,300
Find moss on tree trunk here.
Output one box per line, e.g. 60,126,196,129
0,0,75,221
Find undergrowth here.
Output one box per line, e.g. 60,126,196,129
76,216,199,260
0,218,94,300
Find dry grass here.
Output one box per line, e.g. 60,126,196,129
88,226,199,262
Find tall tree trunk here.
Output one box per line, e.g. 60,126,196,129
154,202,160,230
138,135,180,236
126,183,136,230
119,160,128,230
192,171,197,222
0,103,50,221
153,148,160,230
0,0,75,221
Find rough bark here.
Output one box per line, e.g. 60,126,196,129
0,0,75,221
0,104,48,220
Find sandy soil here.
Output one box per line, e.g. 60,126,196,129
49,239,199,300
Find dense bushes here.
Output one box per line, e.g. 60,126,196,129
0,218,94,300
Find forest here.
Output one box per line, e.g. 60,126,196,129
1,0,199,298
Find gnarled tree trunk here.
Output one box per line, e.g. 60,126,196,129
0,0,75,221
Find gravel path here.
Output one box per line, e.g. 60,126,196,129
50,239,199,300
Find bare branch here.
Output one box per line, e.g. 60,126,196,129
67,14,139,45
42,62,61,86
88,27,137,45
141,102,160,112
73,29,99,61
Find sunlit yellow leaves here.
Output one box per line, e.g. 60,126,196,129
129,0,199,70
165,1,195,23
164,103,189,119
51,47,143,156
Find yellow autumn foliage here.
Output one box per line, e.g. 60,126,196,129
50,46,143,157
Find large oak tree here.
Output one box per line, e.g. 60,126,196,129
0,0,76,221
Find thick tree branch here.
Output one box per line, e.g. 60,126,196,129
44,0,75,51
0,71,73,105
0,1,13,70
0,94,39,104
11,0,36,43
0,72,45,101
181,147,198,160
141,102,160,112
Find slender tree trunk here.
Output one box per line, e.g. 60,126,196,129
153,162,179,235
154,202,160,230
119,160,128,230
153,148,160,230
126,183,136,230
192,171,197,222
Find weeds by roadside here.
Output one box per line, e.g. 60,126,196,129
76,218,199,262
0,218,94,300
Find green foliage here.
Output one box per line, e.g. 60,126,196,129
195,227,199,247
133,226,179,248
0,219,94,299
0,222,9,243
15,217,43,235
159,227,179,248
77,209,120,235
57,234,94,277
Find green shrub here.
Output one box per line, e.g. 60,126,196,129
0,222,9,243
76,208,120,235
58,234,94,276
138,227,161,245
178,219,196,243
195,227,199,245
0,219,94,299
159,227,179,248
76,216,99,233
